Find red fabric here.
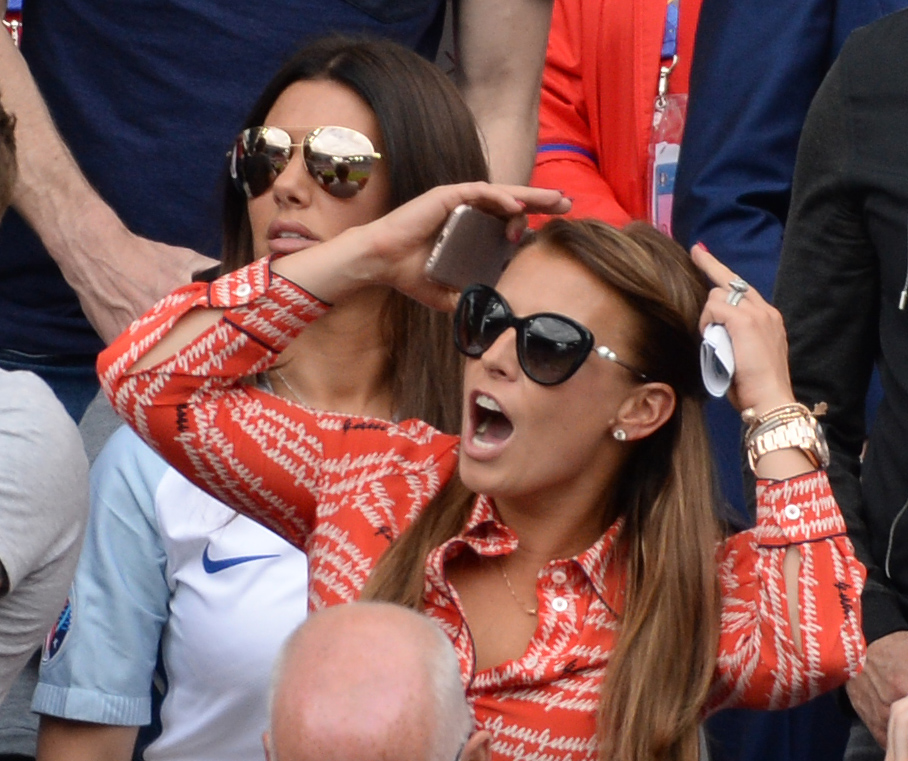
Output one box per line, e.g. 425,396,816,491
100,260,866,761
531,0,702,225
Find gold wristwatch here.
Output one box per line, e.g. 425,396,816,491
746,415,830,470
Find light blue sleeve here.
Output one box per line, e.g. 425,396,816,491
32,426,171,726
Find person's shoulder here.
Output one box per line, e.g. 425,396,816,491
91,425,171,507
0,368,69,424
0,369,84,465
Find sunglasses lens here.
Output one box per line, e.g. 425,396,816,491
232,127,292,198
454,287,508,358
521,316,588,385
305,126,377,198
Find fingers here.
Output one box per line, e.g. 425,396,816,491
505,214,528,245
433,182,570,218
887,696,908,760
418,282,461,313
691,242,769,308
691,243,772,334
690,242,736,288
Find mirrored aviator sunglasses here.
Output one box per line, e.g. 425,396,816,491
453,284,651,386
229,125,382,199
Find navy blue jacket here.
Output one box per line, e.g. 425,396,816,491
672,0,907,522
674,6,908,761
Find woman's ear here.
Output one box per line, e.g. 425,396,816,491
612,382,676,441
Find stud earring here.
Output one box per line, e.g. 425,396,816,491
613,428,627,441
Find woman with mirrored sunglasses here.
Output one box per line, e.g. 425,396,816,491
34,37,491,761
98,179,865,761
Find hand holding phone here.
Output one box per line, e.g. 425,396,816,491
424,204,519,290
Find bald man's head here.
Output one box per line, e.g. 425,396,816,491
264,603,490,761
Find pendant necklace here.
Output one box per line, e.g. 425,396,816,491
498,557,538,617
271,368,305,405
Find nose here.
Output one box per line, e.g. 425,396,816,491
479,327,521,381
270,150,314,208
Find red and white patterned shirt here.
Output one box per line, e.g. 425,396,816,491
99,258,866,761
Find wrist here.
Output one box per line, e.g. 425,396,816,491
269,225,383,304
744,402,830,475
19,181,126,271
742,386,797,419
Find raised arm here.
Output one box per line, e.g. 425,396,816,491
775,26,908,746
99,183,568,545
0,29,215,343
672,0,839,296
691,245,865,710
453,0,553,184
528,0,631,225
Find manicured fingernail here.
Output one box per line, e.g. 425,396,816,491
508,228,523,243
515,200,527,210
696,241,710,253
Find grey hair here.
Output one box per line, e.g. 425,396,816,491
425,616,474,761
267,603,474,761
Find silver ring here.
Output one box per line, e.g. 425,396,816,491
726,276,749,306
726,289,746,307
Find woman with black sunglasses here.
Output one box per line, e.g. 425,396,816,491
97,180,864,761
33,38,491,761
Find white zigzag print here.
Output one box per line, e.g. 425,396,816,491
97,259,868,761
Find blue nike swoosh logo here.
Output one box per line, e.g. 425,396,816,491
202,544,280,574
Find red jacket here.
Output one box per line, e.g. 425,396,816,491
531,0,702,225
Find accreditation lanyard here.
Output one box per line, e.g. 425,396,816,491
2,0,22,46
648,0,686,236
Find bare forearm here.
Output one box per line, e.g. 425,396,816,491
0,31,123,266
0,33,216,343
36,716,137,761
126,183,568,370
455,0,552,184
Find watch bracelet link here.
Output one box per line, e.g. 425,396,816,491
743,403,830,472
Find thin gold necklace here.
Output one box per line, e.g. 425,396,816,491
271,368,305,405
498,557,538,617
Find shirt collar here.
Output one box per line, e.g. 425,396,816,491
439,493,628,617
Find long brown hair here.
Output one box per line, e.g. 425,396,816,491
364,218,722,761
220,36,489,432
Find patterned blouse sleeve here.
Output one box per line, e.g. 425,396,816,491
708,470,866,712
97,257,458,549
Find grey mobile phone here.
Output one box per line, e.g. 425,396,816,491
424,204,519,290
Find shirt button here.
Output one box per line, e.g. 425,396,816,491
551,569,568,585
235,283,252,298
783,504,802,521
525,654,539,668
552,596,568,613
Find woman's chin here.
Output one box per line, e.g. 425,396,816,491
458,456,511,501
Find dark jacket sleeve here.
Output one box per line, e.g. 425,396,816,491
774,47,906,644
672,0,837,297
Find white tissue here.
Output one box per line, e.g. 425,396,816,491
700,323,735,398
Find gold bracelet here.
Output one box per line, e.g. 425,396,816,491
742,402,827,441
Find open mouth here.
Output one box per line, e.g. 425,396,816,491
471,393,514,449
